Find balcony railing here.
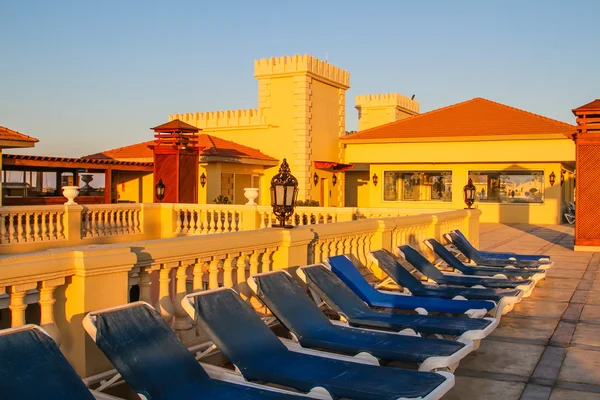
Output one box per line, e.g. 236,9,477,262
0,208,481,386
0,203,454,255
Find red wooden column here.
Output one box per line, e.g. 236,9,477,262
150,119,204,203
571,99,600,249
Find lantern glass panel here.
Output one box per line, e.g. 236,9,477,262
285,185,295,206
275,185,284,206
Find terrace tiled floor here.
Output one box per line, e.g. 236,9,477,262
445,223,600,400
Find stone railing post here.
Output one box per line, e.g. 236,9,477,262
462,209,482,248
60,245,137,378
370,219,396,253
159,203,177,238
240,206,261,231
272,226,315,274
64,204,83,245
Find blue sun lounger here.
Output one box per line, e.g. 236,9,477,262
83,302,312,400
369,249,523,310
445,230,554,269
397,245,536,296
183,288,455,400
327,254,496,318
0,325,102,400
424,238,547,283
248,270,474,372
296,264,499,345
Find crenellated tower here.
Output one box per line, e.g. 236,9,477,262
355,93,419,131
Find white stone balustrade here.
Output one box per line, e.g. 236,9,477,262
82,204,142,238
0,205,65,245
0,208,480,377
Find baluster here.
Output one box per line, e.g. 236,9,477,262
336,238,345,256
192,261,206,336
261,248,275,273
182,210,190,234
58,211,66,240
122,210,130,234
138,269,152,304
86,211,94,237
0,214,6,244
200,210,209,234
41,212,49,240
175,210,183,234
236,254,248,286
173,264,193,339
38,278,64,346
9,283,36,327
116,210,123,234
190,211,198,235
128,267,140,302
25,213,32,241
219,211,226,233
49,212,57,240
15,213,24,243
259,212,266,229
103,210,110,236
249,251,262,276
155,264,175,324
208,257,221,289
235,211,242,232
267,213,273,228
357,235,367,267
222,255,236,288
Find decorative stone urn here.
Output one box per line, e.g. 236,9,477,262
80,174,94,193
62,186,80,205
243,188,259,205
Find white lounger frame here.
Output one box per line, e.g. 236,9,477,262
443,231,554,269
183,288,455,400
296,263,501,350
247,270,474,372
83,302,325,399
0,325,121,400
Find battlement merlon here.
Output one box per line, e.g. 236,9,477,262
355,93,420,114
169,109,268,130
254,54,350,89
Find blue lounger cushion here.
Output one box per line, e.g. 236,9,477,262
191,288,452,400
371,249,522,302
300,264,494,337
253,270,469,364
94,304,304,399
0,325,95,400
448,231,551,268
398,245,534,289
327,254,496,314
425,238,545,278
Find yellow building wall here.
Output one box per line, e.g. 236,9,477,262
0,149,3,206
344,137,575,224
355,93,420,131
113,171,152,203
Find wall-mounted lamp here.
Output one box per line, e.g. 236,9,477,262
271,159,299,228
155,179,166,201
313,172,320,186
463,178,476,209
372,173,378,186
549,171,556,186
332,174,337,186
200,172,207,188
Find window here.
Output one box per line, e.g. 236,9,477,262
383,171,452,202
469,170,544,204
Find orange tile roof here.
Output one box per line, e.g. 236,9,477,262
151,119,200,133
342,98,576,141
573,99,600,113
84,134,277,162
0,126,39,143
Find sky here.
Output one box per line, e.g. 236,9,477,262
1,0,598,158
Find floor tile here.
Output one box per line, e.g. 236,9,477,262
558,348,600,385
458,340,545,377
512,301,568,319
444,376,525,400
572,323,600,348
550,388,600,400
490,317,558,342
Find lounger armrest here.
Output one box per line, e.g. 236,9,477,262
280,338,380,366
458,317,499,342
418,338,474,372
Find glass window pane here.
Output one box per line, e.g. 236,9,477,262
383,171,452,202
468,170,544,204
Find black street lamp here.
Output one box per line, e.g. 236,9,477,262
463,178,476,209
155,179,166,201
270,159,299,228
372,174,379,186
200,172,207,188
549,171,556,186
313,172,319,186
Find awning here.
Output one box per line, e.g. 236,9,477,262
314,161,355,171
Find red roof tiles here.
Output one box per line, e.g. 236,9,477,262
573,99,600,113
84,135,277,162
0,126,39,143
342,98,576,141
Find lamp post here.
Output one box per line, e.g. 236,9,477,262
155,179,166,201
200,172,207,188
270,159,299,228
549,171,556,186
463,178,476,209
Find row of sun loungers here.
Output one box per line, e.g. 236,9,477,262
0,229,551,399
